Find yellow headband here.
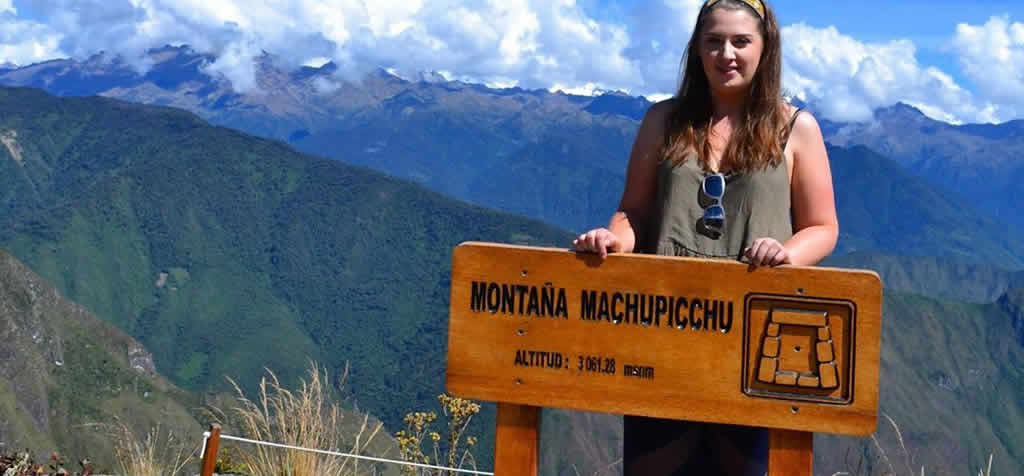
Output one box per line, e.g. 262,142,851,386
703,0,766,19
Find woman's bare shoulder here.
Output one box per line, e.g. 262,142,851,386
647,98,676,119
635,98,675,139
789,107,824,147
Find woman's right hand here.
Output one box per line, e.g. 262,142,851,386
571,100,670,262
572,228,622,259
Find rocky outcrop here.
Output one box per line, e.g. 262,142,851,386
126,345,156,377
0,250,62,434
997,287,1024,347
0,130,23,166
0,250,201,468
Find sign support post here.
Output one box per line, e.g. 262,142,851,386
199,424,221,476
494,403,540,476
768,429,813,475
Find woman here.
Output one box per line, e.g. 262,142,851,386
572,0,838,474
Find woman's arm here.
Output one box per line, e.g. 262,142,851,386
786,111,839,266
573,100,671,258
747,110,838,266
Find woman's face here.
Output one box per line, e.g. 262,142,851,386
699,7,764,96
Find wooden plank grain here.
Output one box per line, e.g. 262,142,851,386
445,242,883,436
768,430,814,476
494,403,539,476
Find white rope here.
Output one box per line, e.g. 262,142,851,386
200,431,210,459
200,431,494,476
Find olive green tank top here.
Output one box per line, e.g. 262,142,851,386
644,110,801,259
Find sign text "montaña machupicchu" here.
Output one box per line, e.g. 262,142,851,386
469,281,735,333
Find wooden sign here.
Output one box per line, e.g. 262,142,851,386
446,242,882,436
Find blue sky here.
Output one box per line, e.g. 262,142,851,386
588,0,1024,106
3,0,1024,124
767,0,1024,91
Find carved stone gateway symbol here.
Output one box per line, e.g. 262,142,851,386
743,295,856,404
757,309,838,389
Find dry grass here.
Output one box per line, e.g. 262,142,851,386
974,453,993,476
0,452,35,475
110,422,197,476
570,458,622,476
220,360,385,476
832,413,995,476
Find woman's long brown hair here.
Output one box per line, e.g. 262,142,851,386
662,0,788,172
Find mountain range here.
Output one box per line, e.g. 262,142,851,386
3,46,1021,266
821,104,1024,228
1,45,1024,474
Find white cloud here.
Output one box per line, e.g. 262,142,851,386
0,13,64,66
303,56,331,68
0,0,698,96
622,0,703,95
645,92,674,102
311,76,341,94
782,23,996,123
0,0,1017,123
951,15,1024,121
202,40,260,93
548,81,603,96
1,0,671,95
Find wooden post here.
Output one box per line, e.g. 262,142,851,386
493,403,539,476
768,429,813,476
199,423,221,476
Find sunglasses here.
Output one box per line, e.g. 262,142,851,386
702,173,726,233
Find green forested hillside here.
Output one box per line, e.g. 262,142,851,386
826,145,1024,267
300,108,1024,267
823,103,1024,230
825,251,1024,303
0,87,573,465
0,249,202,471
289,86,637,236
817,290,1024,476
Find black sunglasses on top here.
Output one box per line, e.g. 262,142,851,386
702,173,726,233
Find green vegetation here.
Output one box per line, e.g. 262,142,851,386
2,86,1023,474
826,144,1024,267
394,394,482,475
824,102,1024,230
825,251,1024,303
0,249,203,471
822,414,997,476
532,288,1024,476
0,451,94,475
812,290,1024,476
288,91,1024,267
0,360,482,476
0,86,573,466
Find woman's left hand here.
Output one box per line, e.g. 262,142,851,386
744,237,791,267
